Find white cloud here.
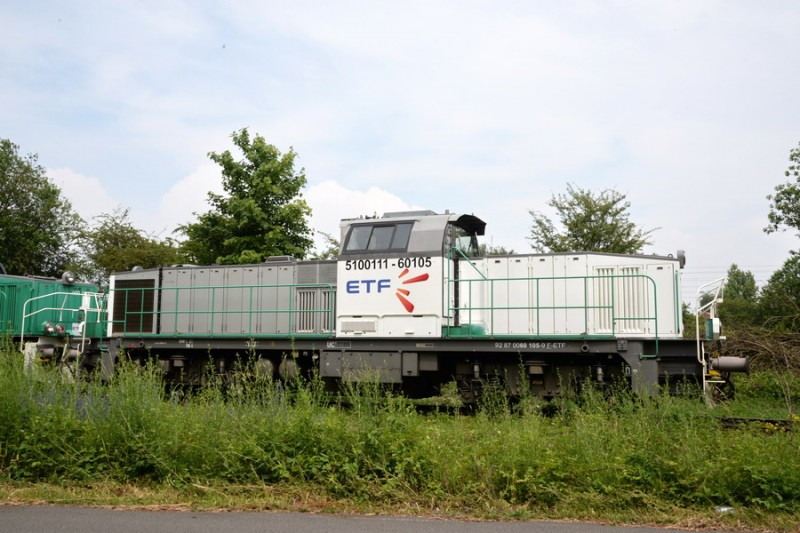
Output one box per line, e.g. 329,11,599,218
48,167,117,223
140,174,425,253
144,162,225,238
306,181,424,250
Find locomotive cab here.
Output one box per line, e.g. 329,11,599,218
335,211,485,338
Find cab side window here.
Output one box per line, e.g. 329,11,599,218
344,222,413,253
346,226,372,252
368,226,394,250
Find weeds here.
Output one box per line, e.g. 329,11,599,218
1,347,799,530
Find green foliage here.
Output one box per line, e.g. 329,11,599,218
310,231,340,260
759,255,800,331
0,139,84,276
734,370,800,404
77,208,185,281
2,348,800,528
528,184,655,254
713,260,800,332
682,302,698,339
179,129,313,264
479,243,514,256
765,141,800,239
760,141,800,330
720,299,762,329
725,264,758,301
719,264,761,328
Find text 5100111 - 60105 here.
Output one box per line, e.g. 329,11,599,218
345,257,432,270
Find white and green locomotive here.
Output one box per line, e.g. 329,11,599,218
107,210,745,399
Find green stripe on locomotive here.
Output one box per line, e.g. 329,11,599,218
0,274,104,339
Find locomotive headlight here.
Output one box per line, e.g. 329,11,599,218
42,322,57,335
55,323,66,335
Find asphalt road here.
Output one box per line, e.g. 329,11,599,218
0,505,741,533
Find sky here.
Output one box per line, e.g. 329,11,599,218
2,0,799,303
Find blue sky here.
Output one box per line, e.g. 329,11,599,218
2,0,799,300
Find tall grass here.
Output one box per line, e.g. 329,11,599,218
1,347,799,522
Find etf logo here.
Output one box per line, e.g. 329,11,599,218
395,269,429,312
344,268,430,313
345,279,391,294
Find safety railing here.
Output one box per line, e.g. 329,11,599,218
0,291,7,326
445,251,662,348
19,291,106,350
0,291,9,343
109,282,336,338
446,274,659,334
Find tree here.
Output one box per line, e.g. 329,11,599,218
724,264,758,301
528,184,655,254
310,231,340,260
761,141,800,330
79,208,185,281
479,243,514,256
179,129,313,264
0,139,83,276
759,255,800,331
765,141,800,239
719,263,760,328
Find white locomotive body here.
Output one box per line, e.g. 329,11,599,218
335,210,684,340
457,252,683,339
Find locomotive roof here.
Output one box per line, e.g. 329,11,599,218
0,272,97,288
340,210,486,255
481,249,686,267
342,210,485,231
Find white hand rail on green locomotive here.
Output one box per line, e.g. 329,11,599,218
19,291,106,354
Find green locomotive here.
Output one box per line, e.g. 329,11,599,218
0,272,106,374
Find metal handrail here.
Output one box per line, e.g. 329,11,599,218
445,271,661,346
19,291,106,351
110,282,336,338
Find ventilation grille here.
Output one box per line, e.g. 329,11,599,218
341,320,377,333
295,287,334,333
593,267,615,333
593,266,647,334
112,279,156,334
618,266,645,333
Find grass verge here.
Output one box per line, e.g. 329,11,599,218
1,350,798,532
